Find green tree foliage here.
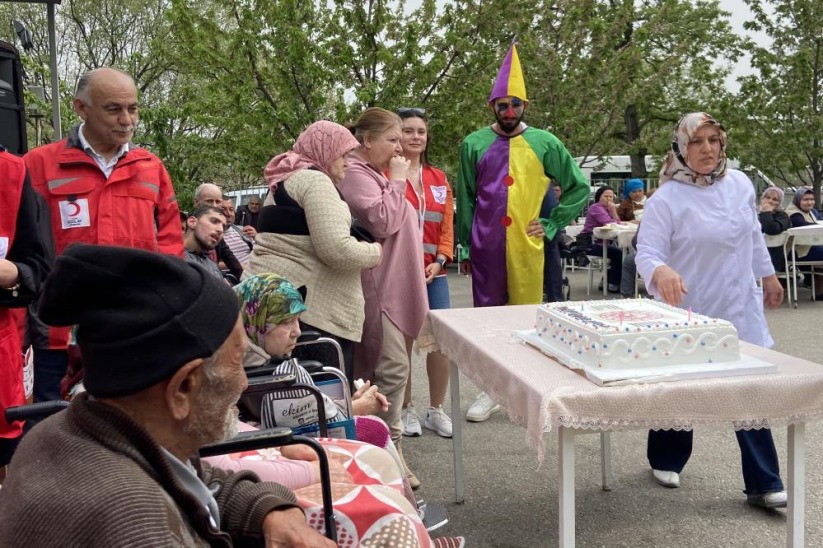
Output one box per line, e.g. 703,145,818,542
165,0,533,184
0,0,807,199
735,0,823,206
527,0,743,180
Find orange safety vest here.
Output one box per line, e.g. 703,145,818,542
402,165,454,268
0,151,27,438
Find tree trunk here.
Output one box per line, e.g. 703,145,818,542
624,103,648,179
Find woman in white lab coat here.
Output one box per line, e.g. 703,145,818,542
635,112,786,509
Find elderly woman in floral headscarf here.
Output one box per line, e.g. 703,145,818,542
636,112,787,509
247,121,383,379
235,273,388,427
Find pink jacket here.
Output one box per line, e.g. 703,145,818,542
338,155,428,378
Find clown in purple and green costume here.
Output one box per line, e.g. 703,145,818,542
457,43,588,307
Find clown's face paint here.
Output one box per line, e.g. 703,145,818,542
492,96,526,134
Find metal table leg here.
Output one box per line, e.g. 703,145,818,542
602,242,608,296
787,423,805,547
600,432,612,491
450,361,464,503
559,426,576,547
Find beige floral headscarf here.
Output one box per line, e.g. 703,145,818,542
659,112,727,187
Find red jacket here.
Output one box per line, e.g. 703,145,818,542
24,126,184,349
25,126,184,256
0,151,28,438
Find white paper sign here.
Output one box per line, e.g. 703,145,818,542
431,185,447,204
59,199,91,229
0,236,8,260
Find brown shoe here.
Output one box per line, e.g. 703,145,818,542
397,443,422,490
406,470,421,490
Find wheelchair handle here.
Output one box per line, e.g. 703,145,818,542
5,400,70,423
199,429,337,542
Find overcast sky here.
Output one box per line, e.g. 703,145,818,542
718,0,770,90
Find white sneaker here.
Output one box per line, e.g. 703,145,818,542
747,490,787,509
466,392,501,422
401,405,422,437
424,406,453,438
652,469,680,488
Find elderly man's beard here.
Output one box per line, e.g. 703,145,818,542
494,110,524,134
184,367,242,447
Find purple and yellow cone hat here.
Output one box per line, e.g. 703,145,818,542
488,41,528,103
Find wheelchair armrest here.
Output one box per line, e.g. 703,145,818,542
245,358,323,378
199,427,294,457
298,359,324,374
297,330,323,343
245,363,291,379
244,372,297,393
5,400,70,423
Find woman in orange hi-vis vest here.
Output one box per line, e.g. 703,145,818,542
395,108,454,441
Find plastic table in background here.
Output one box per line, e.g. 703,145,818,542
592,224,638,295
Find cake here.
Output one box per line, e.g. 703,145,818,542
534,300,740,370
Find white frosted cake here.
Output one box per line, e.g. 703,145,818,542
534,300,740,370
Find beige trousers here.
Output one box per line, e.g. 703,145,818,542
375,313,413,442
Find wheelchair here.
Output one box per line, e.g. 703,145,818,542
243,332,451,532
242,331,353,438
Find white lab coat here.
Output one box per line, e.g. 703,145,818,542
636,169,774,347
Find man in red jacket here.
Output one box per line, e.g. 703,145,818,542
24,66,185,408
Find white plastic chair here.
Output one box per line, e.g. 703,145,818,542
788,225,823,308
586,255,609,296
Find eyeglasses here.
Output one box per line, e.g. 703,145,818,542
397,107,426,118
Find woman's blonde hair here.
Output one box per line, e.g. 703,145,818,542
349,107,401,144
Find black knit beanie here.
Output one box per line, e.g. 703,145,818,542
38,244,240,398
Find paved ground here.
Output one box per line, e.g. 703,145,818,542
403,267,823,547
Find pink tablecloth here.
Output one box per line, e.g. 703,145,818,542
417,305,823,462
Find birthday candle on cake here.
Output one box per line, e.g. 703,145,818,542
688,307,692,323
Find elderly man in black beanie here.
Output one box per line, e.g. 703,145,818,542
0,244,334,547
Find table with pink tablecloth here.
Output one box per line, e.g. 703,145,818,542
417,304,823,547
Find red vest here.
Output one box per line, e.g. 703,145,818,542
403,166,454,267
0,151,27,438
